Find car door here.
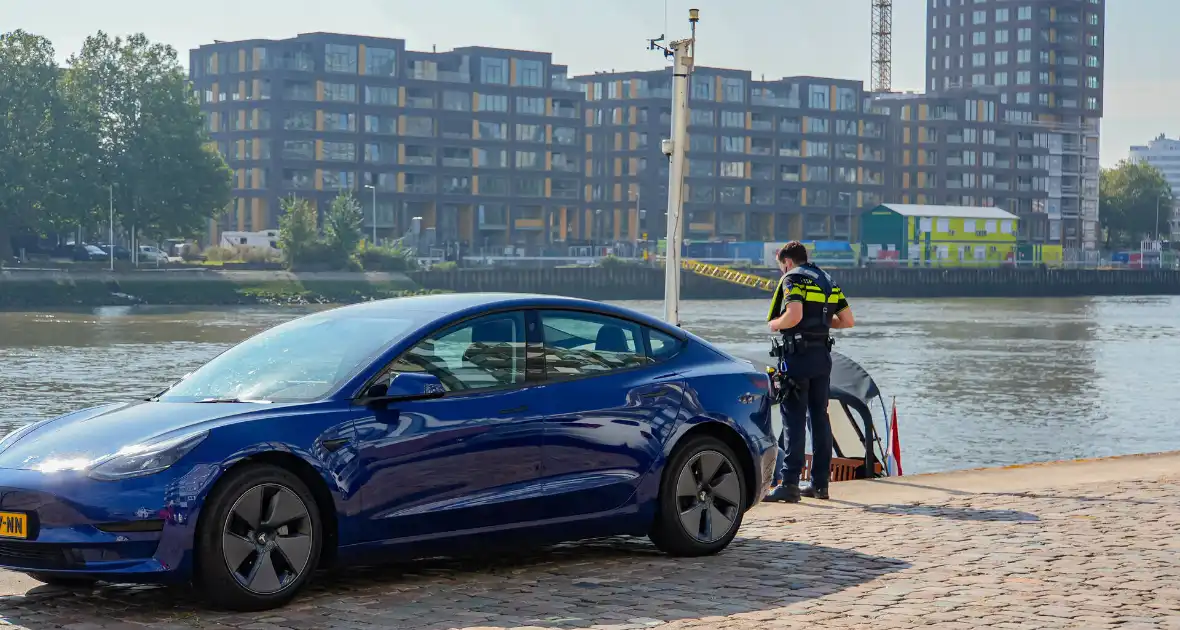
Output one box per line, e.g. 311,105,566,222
351,310,548,543
529,309,687,519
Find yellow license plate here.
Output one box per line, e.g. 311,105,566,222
0,512,28,539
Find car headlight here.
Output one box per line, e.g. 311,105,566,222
87,431,209,481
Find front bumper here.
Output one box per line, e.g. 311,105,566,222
0,465,217,582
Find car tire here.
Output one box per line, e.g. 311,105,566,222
649,434,747,557
26,573,98,588
195,464,322,611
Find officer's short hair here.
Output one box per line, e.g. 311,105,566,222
777,241,809,265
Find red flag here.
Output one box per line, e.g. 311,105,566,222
889,398,903,476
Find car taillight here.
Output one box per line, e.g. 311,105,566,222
746,373,770,392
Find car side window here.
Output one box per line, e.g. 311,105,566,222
384,311,526,392
646,328,683,362
537,310,651,379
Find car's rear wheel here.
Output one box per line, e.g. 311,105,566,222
195,464,322,611
649,434,747,557
26,573,97,588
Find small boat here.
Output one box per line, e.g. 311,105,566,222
736,350,897,483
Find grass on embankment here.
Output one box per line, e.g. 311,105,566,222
0,276,442,308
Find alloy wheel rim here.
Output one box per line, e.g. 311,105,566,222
222,483,314,595
674,449,742,543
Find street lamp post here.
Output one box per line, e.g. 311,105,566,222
649,8,699,327
364,185,377,245
108,185,115,272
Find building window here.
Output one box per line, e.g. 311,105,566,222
477,94,509,112
515,178,544,197
1017,28,1031,42
1016,71,1031,85
805,166,829,182
691,75,714,100
995,8,1009,22
720,77,745,103
516,96,545,115
553,126,577,145
808,85,829,109
1017,6,1032,20
323,82,357,102
836,87,857,112
1088,34,1100,47
404,116,434,137
972,10,986,24
972,31,987,46
994,50,1009,65
324,44,358,73
1086,55,1100,68
364,86,397,105
806,141,829,158
477,121,508,140
995,29,1009,44
1086,97,1099,110
690,135,715,152
690,109,714,126
994,71,1008,86
972,52,986,67
515,124,544,143
688,159,715,177
323,112,356,132
720,161,746,178
442,91,471,111
365,47,397,77
475,150,508,169
720,111,744,128
808,117,830,134
323,141,356,162
284,111,313,131
364,115,397,135
481,58,508,84
514,151,542,169
1017,49,1031,63
514,59,543,87
1086,76,1100,89
721,136,745,153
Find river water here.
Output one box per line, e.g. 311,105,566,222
1,297,1178,475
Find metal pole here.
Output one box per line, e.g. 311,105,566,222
108,186,115,272
657,10,698,327
1156,195,1161,242
367,185,378,245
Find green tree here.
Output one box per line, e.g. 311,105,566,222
0,30,98,259
1099,160,1174,248
277,196,317,267
323,191,363,258
63,32,231,242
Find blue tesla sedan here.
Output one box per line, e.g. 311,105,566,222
0,294,777,610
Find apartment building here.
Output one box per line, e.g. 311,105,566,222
1129,134,1180,240
189,33,586,253
574,69,890,243
880,89,1057,243
926,0,1105,252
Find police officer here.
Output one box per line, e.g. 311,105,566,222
764,241,855,502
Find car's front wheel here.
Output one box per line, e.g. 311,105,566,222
195,464,322,611
649,434,747,557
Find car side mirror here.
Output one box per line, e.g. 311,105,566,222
360,372,445,408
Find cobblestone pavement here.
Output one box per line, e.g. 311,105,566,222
0,476,1177,629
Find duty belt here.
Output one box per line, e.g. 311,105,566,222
769,332,834,358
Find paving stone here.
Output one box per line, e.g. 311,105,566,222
0,478,1178,628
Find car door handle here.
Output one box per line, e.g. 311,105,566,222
498,405,528,415
322,438,351,452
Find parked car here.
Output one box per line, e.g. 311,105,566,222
137,245,169,263
95,244,131,261
0,294,777,610
76,245,107,261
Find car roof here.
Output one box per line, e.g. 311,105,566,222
325,293,684,336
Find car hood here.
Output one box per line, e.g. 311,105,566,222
0,401,284,471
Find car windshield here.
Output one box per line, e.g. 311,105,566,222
158,312,425,403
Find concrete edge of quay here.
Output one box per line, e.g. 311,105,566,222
823,450,1180,506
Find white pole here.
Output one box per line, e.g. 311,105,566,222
108,186,115,272
366,184,377,245
660,11,697,327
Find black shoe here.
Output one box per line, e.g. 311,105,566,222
766,485,801,503
802,485,830,500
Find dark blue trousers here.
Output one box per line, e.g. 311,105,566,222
774,373,834,488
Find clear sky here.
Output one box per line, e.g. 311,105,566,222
3,0,1170,166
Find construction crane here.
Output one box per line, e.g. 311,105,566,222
870,0,892,93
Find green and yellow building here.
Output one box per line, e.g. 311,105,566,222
859,203,1045,267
